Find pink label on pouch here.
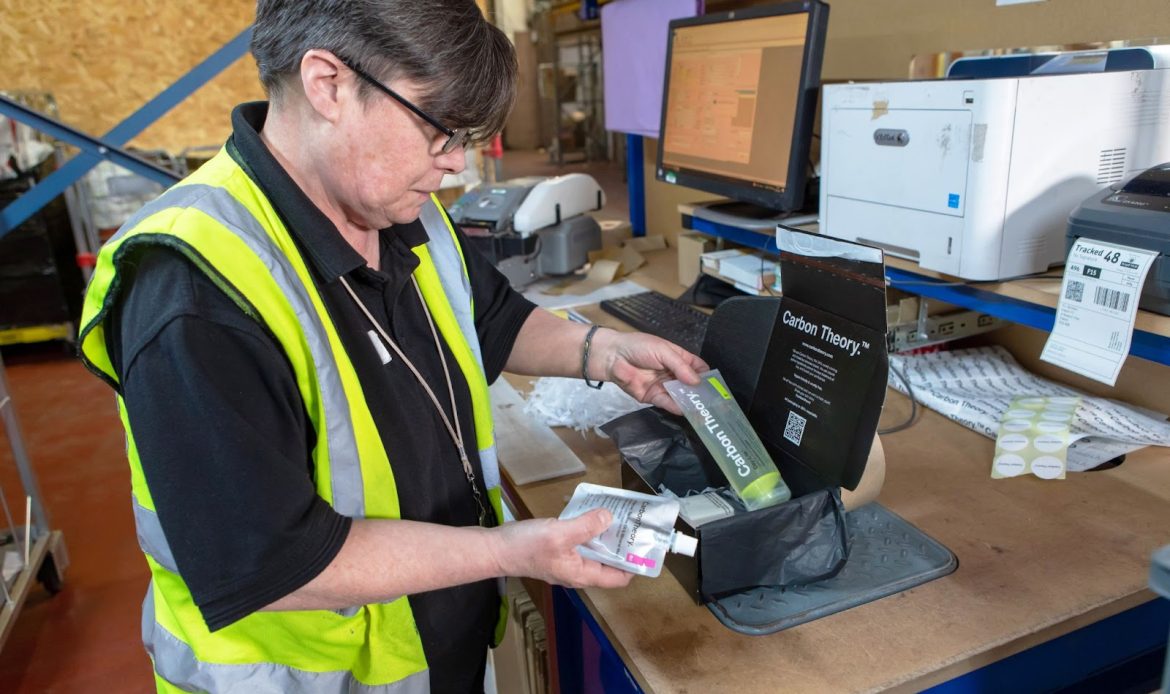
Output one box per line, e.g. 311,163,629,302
625,553,656,568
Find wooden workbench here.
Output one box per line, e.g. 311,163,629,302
502,247,1170,693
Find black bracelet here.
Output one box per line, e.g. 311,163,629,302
582,324,604,389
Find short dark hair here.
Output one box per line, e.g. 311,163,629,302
251,0,516,140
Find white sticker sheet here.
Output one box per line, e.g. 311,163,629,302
888,347,1170,471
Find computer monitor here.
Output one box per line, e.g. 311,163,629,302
655,1,828,218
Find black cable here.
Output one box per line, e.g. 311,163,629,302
759,253,779,296
879,364,918,435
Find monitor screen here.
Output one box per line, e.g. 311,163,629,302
656,2,828,214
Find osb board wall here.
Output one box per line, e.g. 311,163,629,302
0,1,262,152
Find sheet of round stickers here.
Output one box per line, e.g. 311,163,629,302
992,396,1081,480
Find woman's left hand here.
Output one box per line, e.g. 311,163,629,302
588,329,710,414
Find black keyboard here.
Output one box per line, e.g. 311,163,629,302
599,291,709,355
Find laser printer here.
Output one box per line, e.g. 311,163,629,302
448,173,604,288
819,52,1170,280
1067,162,1170,317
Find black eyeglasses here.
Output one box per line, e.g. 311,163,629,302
340,59,472,154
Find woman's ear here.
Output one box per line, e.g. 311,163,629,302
299,49,348,123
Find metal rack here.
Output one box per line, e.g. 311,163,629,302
0,352,67,653
551,29,607,165
533,3,608,166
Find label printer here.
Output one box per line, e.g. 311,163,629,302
448,173,604,288
1067,163,1170,317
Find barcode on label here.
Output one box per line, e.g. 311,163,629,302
784,410,807,446
1064,280,1084,303
1094,286,1130,312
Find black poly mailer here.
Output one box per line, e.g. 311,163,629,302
698,488,846,598
600,407,723,495
603,407,849,599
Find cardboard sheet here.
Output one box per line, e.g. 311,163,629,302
490,379,586,485
561,259,622,296
625,235,668,253
522,277,647,311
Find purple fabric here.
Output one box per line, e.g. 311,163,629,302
601,0,702,137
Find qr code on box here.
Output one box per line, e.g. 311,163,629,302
1064,280,1084,303
784,410,806,445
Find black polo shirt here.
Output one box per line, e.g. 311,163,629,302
106,102,535,692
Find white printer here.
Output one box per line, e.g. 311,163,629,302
819,50,1170,280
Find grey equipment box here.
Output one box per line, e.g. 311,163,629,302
1067,162,1170,316
1150,545,1170,692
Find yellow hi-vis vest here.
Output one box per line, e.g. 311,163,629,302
78,147,507,693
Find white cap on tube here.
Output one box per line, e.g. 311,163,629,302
670,531,698,557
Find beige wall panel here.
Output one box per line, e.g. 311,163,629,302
996,324,1170,416
823,0,1170,81
506,31,542,150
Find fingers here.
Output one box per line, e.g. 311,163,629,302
561,508,613,546
557,513,635,588
546,513,635,588
656,343,704,385
648,389,683,415
688,351,711,374
560,556,634,589
586,562,634,589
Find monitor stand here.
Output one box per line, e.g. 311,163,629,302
691,200,818,233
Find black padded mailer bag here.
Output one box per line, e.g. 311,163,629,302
604,407,848,601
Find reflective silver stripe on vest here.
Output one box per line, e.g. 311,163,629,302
133,496,179,574
112,184,366,518
418,199,500,491
143,583,428,693
478,446,500,492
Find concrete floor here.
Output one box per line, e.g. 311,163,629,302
0,347,150,693
0,148,630,692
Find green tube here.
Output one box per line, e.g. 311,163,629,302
665,369,791,511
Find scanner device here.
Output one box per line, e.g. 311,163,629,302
448,173,605,288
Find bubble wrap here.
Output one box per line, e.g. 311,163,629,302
522,377,650,433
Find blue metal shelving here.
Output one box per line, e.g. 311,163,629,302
684,213,1170,367
625,134,646,238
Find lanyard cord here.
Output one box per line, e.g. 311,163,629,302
338,274,489,526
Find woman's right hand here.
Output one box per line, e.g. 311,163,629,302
487,509,634,589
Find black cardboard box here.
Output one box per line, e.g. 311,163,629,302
612,228,888,603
